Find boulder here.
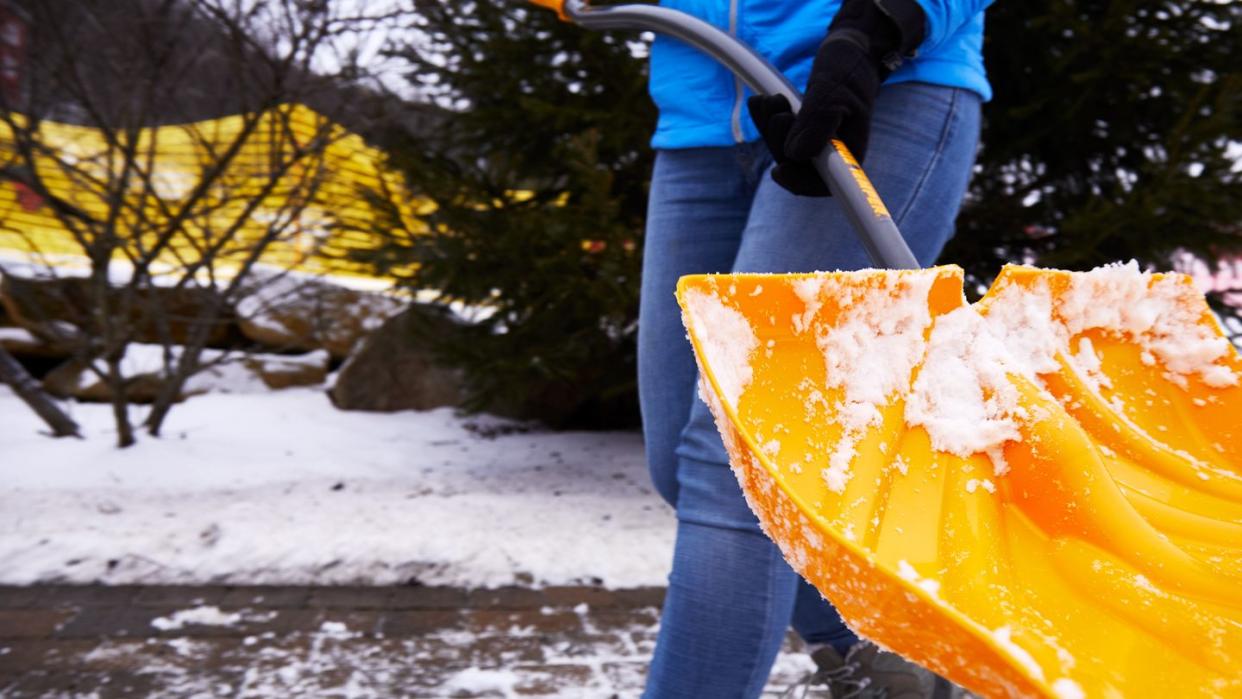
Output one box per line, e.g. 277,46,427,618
43,358,168,403
0,274,91,351
236,273,403,359
0,326,65,358
178,349,329,394
0,274,238,349
42,345,329,403
329,303,464,412
243,350,330,389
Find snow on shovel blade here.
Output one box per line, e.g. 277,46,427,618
677,265,1241,699
978,265,1242,578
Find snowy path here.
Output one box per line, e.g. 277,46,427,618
0,583,816,698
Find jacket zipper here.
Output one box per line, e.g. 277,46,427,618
728,0,744,143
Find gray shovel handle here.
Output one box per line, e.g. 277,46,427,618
540,0,920,270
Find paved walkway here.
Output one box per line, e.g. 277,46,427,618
0,585,813,697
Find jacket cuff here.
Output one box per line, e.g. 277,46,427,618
874,0,927,56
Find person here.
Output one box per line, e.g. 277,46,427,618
637,0,993,696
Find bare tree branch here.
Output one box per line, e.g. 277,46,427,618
0,0,399,446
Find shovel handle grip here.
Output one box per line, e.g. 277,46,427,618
534,0,920,270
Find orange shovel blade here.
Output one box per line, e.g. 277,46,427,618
978,265,1242,576
678,265,1242,699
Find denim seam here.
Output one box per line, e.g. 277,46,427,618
891,88,960,229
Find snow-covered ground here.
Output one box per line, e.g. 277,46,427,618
0,385,673,588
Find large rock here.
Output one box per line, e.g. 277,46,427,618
236,273,403,359
43,357,168,403
0,326,64,358
244,350,330,390
329,303,464,412
42,345,329,403
0,274,238,349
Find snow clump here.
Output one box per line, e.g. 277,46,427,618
682,287,758,410
813,272,937,491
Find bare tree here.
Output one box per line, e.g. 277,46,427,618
0,0,402,446
0,343,80,436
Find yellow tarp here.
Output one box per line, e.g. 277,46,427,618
0,104,429,281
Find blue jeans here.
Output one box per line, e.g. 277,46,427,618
638,83,981,698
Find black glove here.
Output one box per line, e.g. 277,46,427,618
747,0,925,196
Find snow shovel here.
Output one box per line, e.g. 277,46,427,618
678,266,1241,698
532,2,1242,697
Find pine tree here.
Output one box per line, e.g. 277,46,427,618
364,1,655,428
366,0,1242,429
948,0,1242,337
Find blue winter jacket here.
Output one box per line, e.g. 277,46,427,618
649,0,994,148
